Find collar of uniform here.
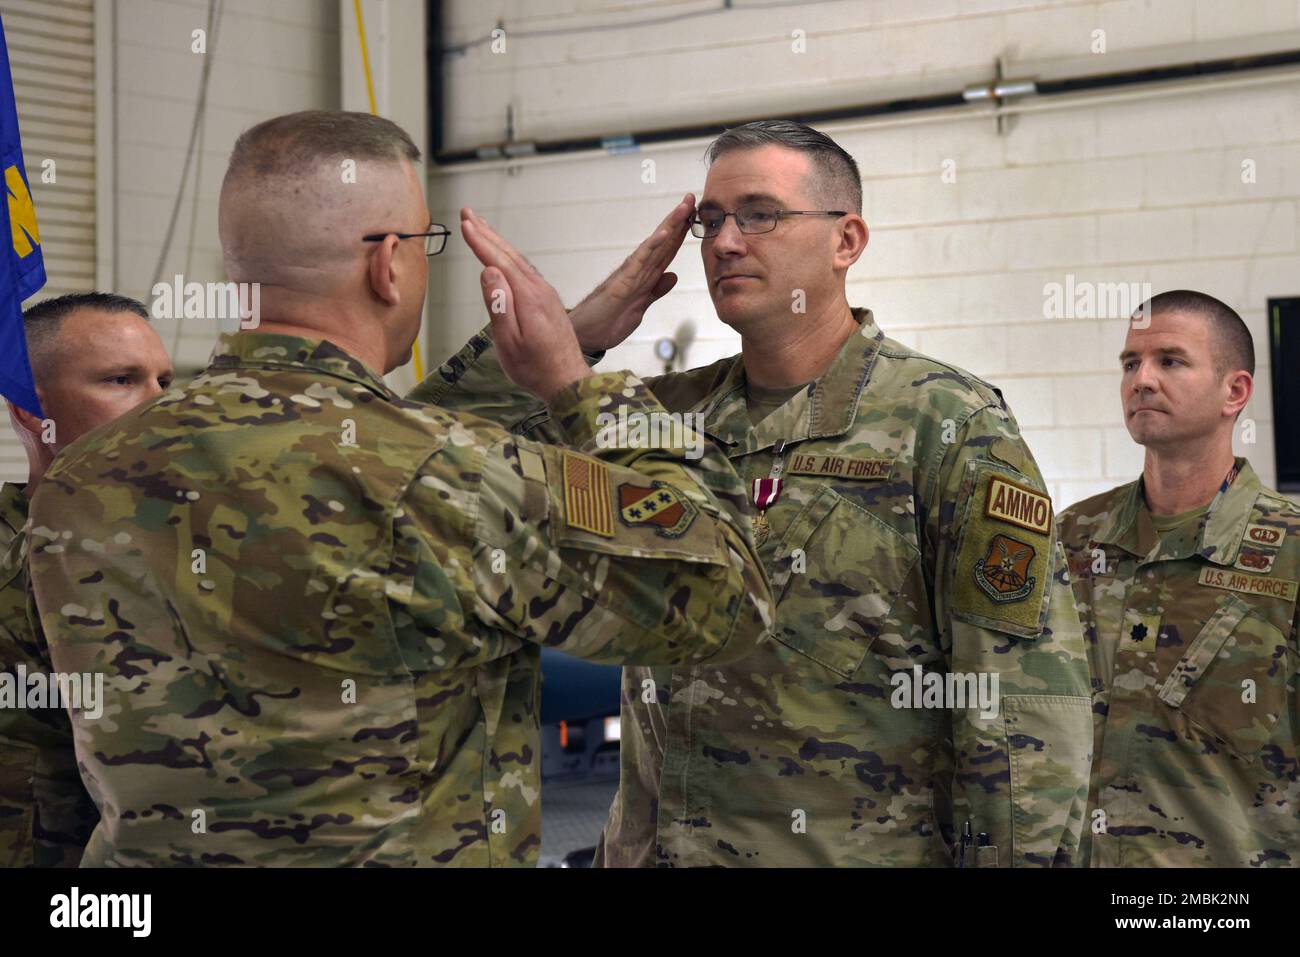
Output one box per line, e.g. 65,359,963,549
208,332,396,400
0,481,27,540
1197,457,1262,566
1089,457,1260,565
698,307,884,456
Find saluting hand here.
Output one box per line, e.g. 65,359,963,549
568,193,695,353
461,208,591,405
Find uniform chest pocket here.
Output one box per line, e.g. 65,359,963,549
768,486,919,679
1157,594,1298,762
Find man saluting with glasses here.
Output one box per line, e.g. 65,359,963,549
417,119,1093,867
24,111,774,867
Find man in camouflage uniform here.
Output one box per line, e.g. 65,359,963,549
1059,290,1299,867
1,292,172,867
414,120,1093,866
25,111,772,867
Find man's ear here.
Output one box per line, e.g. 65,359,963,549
7,398,42,436
1224,370,1253,419
366,233,403,308
834,215,869,270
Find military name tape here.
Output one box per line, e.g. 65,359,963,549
786,453,893,480
1197,566,1297,602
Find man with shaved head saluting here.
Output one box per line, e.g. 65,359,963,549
25,111,772,867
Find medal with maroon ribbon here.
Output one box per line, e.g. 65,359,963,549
751,440,786,547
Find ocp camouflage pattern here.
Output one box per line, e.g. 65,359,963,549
26,332,772,867
0,481,97,867
413,308,1094,867
1059,460,1300,867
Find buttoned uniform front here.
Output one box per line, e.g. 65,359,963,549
413,308,1094,867
0,481,98,866
1059,460,1300,867
25,333,773,867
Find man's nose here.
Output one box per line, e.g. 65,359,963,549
1131,360,1158,393
710,215,748,256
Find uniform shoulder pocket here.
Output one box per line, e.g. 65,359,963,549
769,486,919,678
1158,594,1299,762
950,461,1055,639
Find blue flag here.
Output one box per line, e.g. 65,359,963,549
0,14,45,419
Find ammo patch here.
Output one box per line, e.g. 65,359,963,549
562,452,613,538
1198,566,1297,603
786,453,893,481
1243,522,1284,549
972,533,1037,603
618,482,698,538
952,467,1053,636
984,475,1052,535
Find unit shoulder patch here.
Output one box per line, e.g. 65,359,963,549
618,482,698,538
973,533,1038,603
952,465,1055,638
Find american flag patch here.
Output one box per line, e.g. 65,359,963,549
562,452,614,538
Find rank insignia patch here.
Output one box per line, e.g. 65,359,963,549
618,482,698,538
973,533,1037,604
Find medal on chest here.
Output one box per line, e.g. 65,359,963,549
751,440,786,547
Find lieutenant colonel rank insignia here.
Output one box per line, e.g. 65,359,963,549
973,533,1037,604
619,482,698,538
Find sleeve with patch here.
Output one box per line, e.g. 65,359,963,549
949,462,1054,638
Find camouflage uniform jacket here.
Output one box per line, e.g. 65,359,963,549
412,308,1093,867
26,333,772,867
1059,459,1300,867
0,481,96,863
0,480,97,866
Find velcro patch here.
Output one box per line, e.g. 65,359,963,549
1235,548,1276,574
972,533,1038,603
985,475,1052,535
952,466,1054,638
562,452,613,538
1243,522,1284,549
1198,566,1297,603
786,453,893,481
618,482,698,538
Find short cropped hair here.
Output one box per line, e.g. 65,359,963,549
224,110,421,185
22,292,150,373
1137,289,1255,377
706,119,863,214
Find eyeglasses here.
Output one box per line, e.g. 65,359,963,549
362,224,451,256
690,203,847,239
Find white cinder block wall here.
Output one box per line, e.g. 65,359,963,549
5,0,1296,505
429,0,1300,506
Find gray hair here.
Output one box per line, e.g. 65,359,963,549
706,119,862,214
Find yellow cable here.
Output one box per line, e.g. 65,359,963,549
353,0,425,381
